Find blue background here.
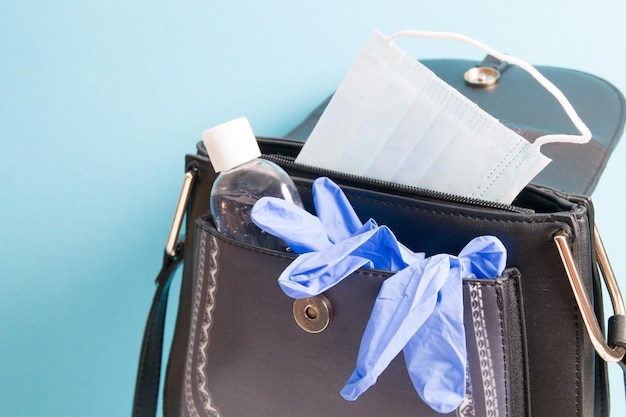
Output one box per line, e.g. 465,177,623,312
2,1,626,416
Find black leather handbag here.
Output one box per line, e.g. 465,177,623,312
133,58,626,417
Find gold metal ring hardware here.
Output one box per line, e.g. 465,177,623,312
165,170,196,257
554,226,626,362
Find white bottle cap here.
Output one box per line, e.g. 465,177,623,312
202,117,262,173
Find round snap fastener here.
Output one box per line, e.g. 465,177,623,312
464,66,500,87
293,295,333,333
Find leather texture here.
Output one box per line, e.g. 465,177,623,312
159,141,605,416
182,220,526,417
285,59,626,197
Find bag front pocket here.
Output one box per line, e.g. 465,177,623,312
181,217,528,417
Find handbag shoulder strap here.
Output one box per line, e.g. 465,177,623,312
132,246,184,417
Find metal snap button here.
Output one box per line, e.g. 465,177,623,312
464,66,500,87
293,294,333,333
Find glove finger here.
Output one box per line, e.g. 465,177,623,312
341,256,451,400
278,225,419,299
251,197,331,253
278,252,370,298
458,235,507,278
277,227,384,298
313,177,364,243
404,270,466,414
351,225,424,270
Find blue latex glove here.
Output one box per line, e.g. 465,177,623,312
252,178,423,298
251,177,507,413
404,236,507,413
312,176,364,243
341,235,506,413
278,223,422,298
249,195,333,254
313,177,418,263
249,176,361,254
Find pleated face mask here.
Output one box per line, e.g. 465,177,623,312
295,29,592,204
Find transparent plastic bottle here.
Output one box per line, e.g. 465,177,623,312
202,117,304,251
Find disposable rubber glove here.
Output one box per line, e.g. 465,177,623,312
251,177,423,298
312,177,418,261
248,195,332,254
341,235,506,413
312,176,364,243
278,223,422,298
251,177,507,413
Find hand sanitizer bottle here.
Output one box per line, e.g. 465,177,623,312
202,117,304,251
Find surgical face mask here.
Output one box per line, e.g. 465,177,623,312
295,29,592,204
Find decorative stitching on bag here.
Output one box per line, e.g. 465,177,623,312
297,180,583,221
338,190,582,228
183,229,205,417
199,233,220,416
517,281,529,416
469,282,500,417
456,364,476,417
562,234,582,416
496,285,509,417
573,307,582,416
184,229,221,417
197,219,296,260
511,274,528,416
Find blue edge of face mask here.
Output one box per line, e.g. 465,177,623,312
251,177,507,414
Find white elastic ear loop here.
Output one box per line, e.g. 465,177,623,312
388,30,592,149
